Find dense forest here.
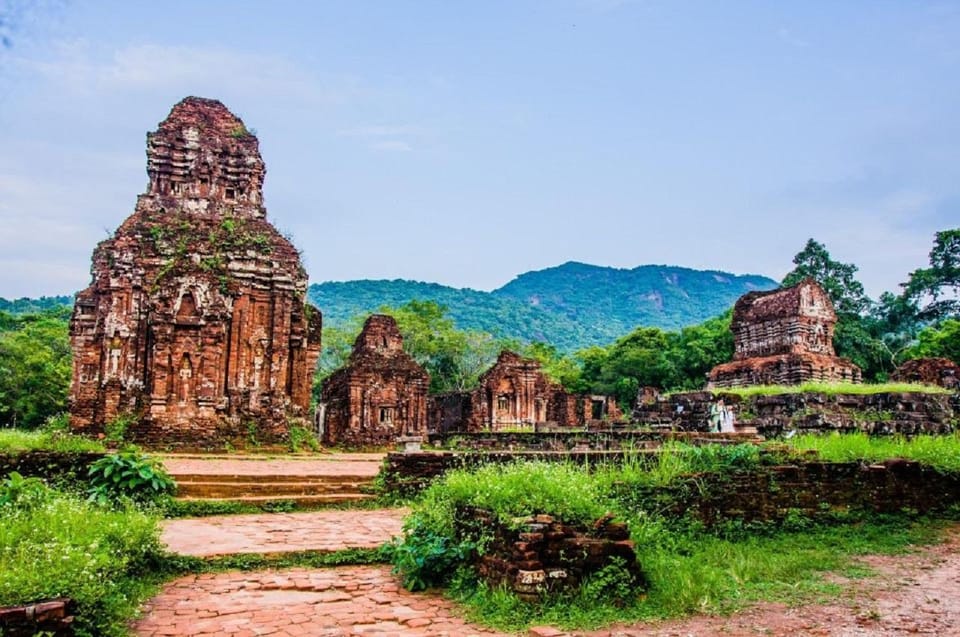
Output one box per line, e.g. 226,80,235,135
309,263,776,351
1,229,957,428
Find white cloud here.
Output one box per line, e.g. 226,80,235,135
15,39,358,106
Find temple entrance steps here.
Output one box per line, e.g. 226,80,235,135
172,474,376,503
158,453,385,506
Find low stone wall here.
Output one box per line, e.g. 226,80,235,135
0,598,76,636
633,390,959,436
618,459,960,527
0,452,105,486
455,507,643,602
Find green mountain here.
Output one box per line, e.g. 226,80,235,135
309,262,776,351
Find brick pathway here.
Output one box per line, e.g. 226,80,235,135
161,509,407,557
133,565,507,637
160,454,385,478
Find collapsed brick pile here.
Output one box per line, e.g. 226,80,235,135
455,507,644,602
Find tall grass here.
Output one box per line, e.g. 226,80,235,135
0,428,105,454
415,461,608,535
783,432,960,472
712,381,949,398
437,461,948,631
0,488,164,637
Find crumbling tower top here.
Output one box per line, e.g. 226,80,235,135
145,96,265,215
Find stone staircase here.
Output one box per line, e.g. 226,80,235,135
160,454,385,507
173,473,376,505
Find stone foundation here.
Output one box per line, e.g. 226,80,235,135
617,459,960,527
708,352,862,387
633,390,959,436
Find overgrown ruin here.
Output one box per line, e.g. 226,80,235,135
707,278,861,387
428,350,620,433
320,314,429,446
892,357,960,389
69,97,322,444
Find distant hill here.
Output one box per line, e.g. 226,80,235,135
0,295,73,315
2,263,777,351
309,262,777,351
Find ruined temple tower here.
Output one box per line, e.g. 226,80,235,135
320,315,429,446
69,97,322,443
707,279,860,388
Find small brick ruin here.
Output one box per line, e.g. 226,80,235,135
428,351,620,433
633,389,959,435
708,279,861,388
0,598,76,637
892,357,960,390
69,97,322,444
320,315,429,446
455,507,644,602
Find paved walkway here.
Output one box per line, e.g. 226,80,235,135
133,565,507,637
160,454,385,478
161,509,407,557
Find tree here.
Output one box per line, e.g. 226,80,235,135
576,327,678,406
903,228,960,321
667,311,734,390
520,341,586,392
904,319,960,364
782,238,870,316
0,309,72,428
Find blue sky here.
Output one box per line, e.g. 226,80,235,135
0,0,958,299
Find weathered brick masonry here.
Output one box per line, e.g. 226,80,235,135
708,279,861,387
320,315,429,446
69,97,321,445
633,390,959,435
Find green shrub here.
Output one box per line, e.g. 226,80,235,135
0,471,52,509
386,514,475,591
103,412,137,446
580,556,643,607
288,425,321,452
87,451,177,505
0,490,164,637
415,461,608,537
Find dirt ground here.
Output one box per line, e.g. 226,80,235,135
575,523,960,637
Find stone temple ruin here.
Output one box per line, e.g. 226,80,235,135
892,357,959,390
320,315,430,446
428,350,620,433
707,278,861,388
69,97,322,444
